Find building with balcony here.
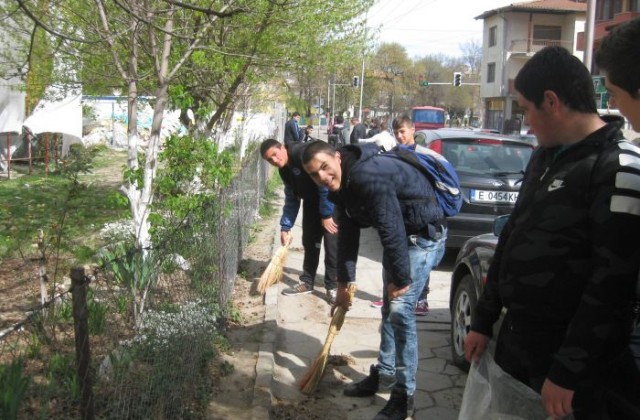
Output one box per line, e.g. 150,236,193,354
475,0,587,133
594,0,640,45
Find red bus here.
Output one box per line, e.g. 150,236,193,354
411,106,446,130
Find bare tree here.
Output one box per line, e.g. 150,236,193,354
459,38,482,76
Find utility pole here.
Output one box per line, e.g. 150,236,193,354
584,0,596,72
327,79,331,119
358,56,365,121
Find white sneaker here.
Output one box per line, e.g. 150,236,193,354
326,289,337,305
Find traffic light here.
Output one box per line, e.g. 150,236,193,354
420,81,430,87
453,72,462,87
352,76,359,87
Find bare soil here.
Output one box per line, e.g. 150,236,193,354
205,213,274,418
207,211,346,419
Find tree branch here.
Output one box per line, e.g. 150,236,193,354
162,0,247,17
15,0,101,44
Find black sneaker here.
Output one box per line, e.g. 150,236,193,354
343,365,396,397
282,283,312,296
373,388,415,420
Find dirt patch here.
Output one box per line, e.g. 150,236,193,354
207,213,351,419
0,258,70,331
205,212,274,418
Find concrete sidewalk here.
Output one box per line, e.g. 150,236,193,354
256,211,468,419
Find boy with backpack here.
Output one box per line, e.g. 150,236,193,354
301,140,448,419
370,115,461,316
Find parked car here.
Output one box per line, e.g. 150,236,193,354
449,215,507,370
415,128,535,248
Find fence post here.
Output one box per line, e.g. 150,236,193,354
71,267,95,420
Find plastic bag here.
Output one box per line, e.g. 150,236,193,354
458,352,573,420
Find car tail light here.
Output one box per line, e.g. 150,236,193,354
428,139,443,154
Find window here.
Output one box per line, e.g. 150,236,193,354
487,63,496,83
614,0,623,13
533,25,562,46
630,0,640,12
489,26,497,47
599,0,613,19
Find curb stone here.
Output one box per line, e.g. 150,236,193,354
251,214,281,419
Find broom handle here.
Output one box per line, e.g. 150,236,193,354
319,330,338,356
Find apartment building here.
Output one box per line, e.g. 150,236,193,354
475,0,587,133
594,0,640,44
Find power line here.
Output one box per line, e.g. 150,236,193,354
383,0,436,28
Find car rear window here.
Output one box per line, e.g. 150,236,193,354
441,139,533,175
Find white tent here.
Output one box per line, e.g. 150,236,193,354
0,84,25,133
0,88,82,172
24,93,83,156
0,83,26,172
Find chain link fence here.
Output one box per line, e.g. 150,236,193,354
0,148,272,418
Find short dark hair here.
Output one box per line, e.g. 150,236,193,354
301,140,335,165
595,17,640,99
514,46,596,113
259,138,282,157
335,115,344,124
292,112,300,118
392,115,413,130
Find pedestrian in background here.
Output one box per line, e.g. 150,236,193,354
284,112,302,144
329,115,348,148
367,117,381,138
302,125,315,142
349,116,367,145
260,139,339,304
359,121,396,152
464,46,640,420
302,140,447,419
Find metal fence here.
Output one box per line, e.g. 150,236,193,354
0,148,272,419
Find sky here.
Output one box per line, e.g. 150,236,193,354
367,0,515,58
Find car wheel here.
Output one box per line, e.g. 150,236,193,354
450,274,477,371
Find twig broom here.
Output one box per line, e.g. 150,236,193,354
299,283,357,394
257,237,291,295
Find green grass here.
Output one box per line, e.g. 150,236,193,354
0,148,130,261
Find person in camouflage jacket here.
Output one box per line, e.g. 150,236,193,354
464,47,640,420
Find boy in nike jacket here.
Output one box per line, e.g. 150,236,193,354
464,46,640,419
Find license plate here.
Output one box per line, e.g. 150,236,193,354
471,189,519,204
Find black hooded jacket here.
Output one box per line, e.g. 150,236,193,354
330,143,443,288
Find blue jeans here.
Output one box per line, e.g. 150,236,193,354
377,232,447,395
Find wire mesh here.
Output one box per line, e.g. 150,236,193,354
0,148,272,418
